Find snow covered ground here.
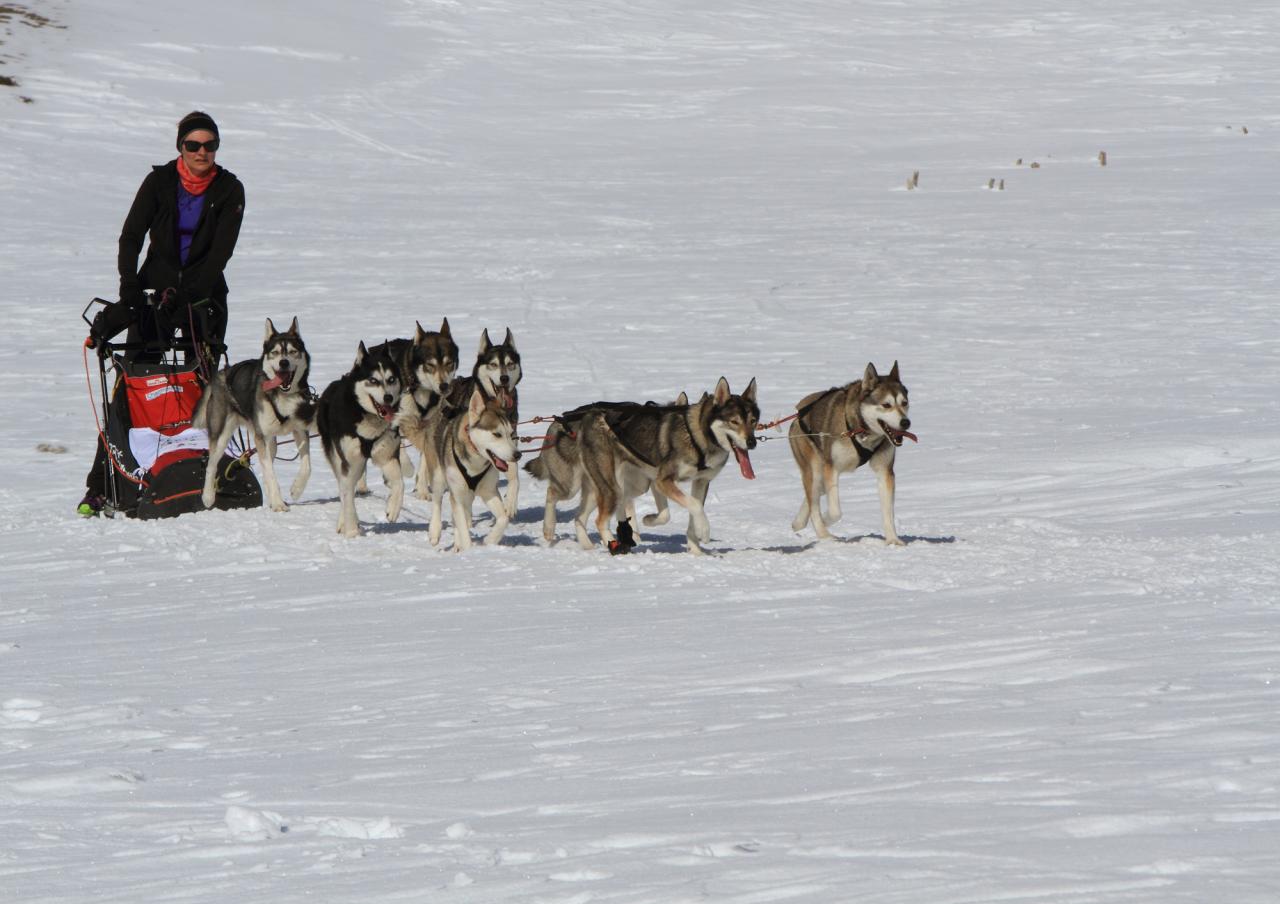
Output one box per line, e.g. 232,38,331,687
2,1,1278,900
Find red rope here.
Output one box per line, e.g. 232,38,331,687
756,412,799,432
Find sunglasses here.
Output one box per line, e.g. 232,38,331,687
181,138,220,153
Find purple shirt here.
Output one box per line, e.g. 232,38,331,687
176,185,206,266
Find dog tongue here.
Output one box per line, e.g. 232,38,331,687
492,455,509,472
261,376,284,391
734,447,755,480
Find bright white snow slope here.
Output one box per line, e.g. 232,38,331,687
2,1,1278,901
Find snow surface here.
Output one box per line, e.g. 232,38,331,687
2,0,1279,901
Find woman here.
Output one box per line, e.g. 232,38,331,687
78,110,246,516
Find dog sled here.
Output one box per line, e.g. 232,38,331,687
83,296,262,519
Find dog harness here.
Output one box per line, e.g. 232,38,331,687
452,437,490,491
796,387,877,465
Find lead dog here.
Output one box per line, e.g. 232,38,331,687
192,317,315,512
421,387,521,551
316,342,404,537
788,361,915,545
577,377,759,555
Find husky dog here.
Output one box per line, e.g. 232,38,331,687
577,377,758,555
788,361,915,545
420,387,521,551
443,328,522,516
368,318,459,495
192,317,315,512
524,393,688,546
316,342,404,537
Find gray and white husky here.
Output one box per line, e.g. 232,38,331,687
443,328,523,516
192,317,315,512
577,377,759,555
367,318,460,495
788,361,916,545
420,386,521,552
316,342,404,538
523,392,687,547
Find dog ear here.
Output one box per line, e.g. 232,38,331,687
355,341,368,367
478,328,492,355
414,321,428,343
504,327,516,351
439,317,451,338
674,391,689,406
863,362,880,391
714,376,731,405
467,387,486,424
888,360,900,382
741,377,758,404
287,316,299,336
264,318,276,342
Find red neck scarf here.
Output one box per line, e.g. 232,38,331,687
177,157,218,196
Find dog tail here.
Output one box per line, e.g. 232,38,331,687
523,454,547,479
190,386,209,431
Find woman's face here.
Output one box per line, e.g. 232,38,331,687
179,129,218,178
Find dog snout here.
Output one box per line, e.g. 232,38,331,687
279,358,291,370
512,449,522,461
439,380,450,393
900,417,911,431
499,374,510,386
383,393,395,406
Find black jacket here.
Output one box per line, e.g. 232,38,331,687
117,160,245,308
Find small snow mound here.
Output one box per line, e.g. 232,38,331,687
451,872,474,887
315,816,402,839
225,805,285,841
445,821,473,839
2,698,43,723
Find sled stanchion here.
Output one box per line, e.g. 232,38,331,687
83,342,149,513
91,340,117,512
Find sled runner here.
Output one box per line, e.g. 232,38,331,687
84,296,262,519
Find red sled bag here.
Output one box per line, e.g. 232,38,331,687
104,359,261,519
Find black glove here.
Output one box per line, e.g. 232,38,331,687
89,300,137,347
121,286,145,310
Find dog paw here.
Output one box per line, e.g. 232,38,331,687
201,490,216,510
642,511,670,527
884,536,905,547
269,500,289,513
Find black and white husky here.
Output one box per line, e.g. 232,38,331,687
316,342,404,537
443,328,523,516
192,317,315,512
